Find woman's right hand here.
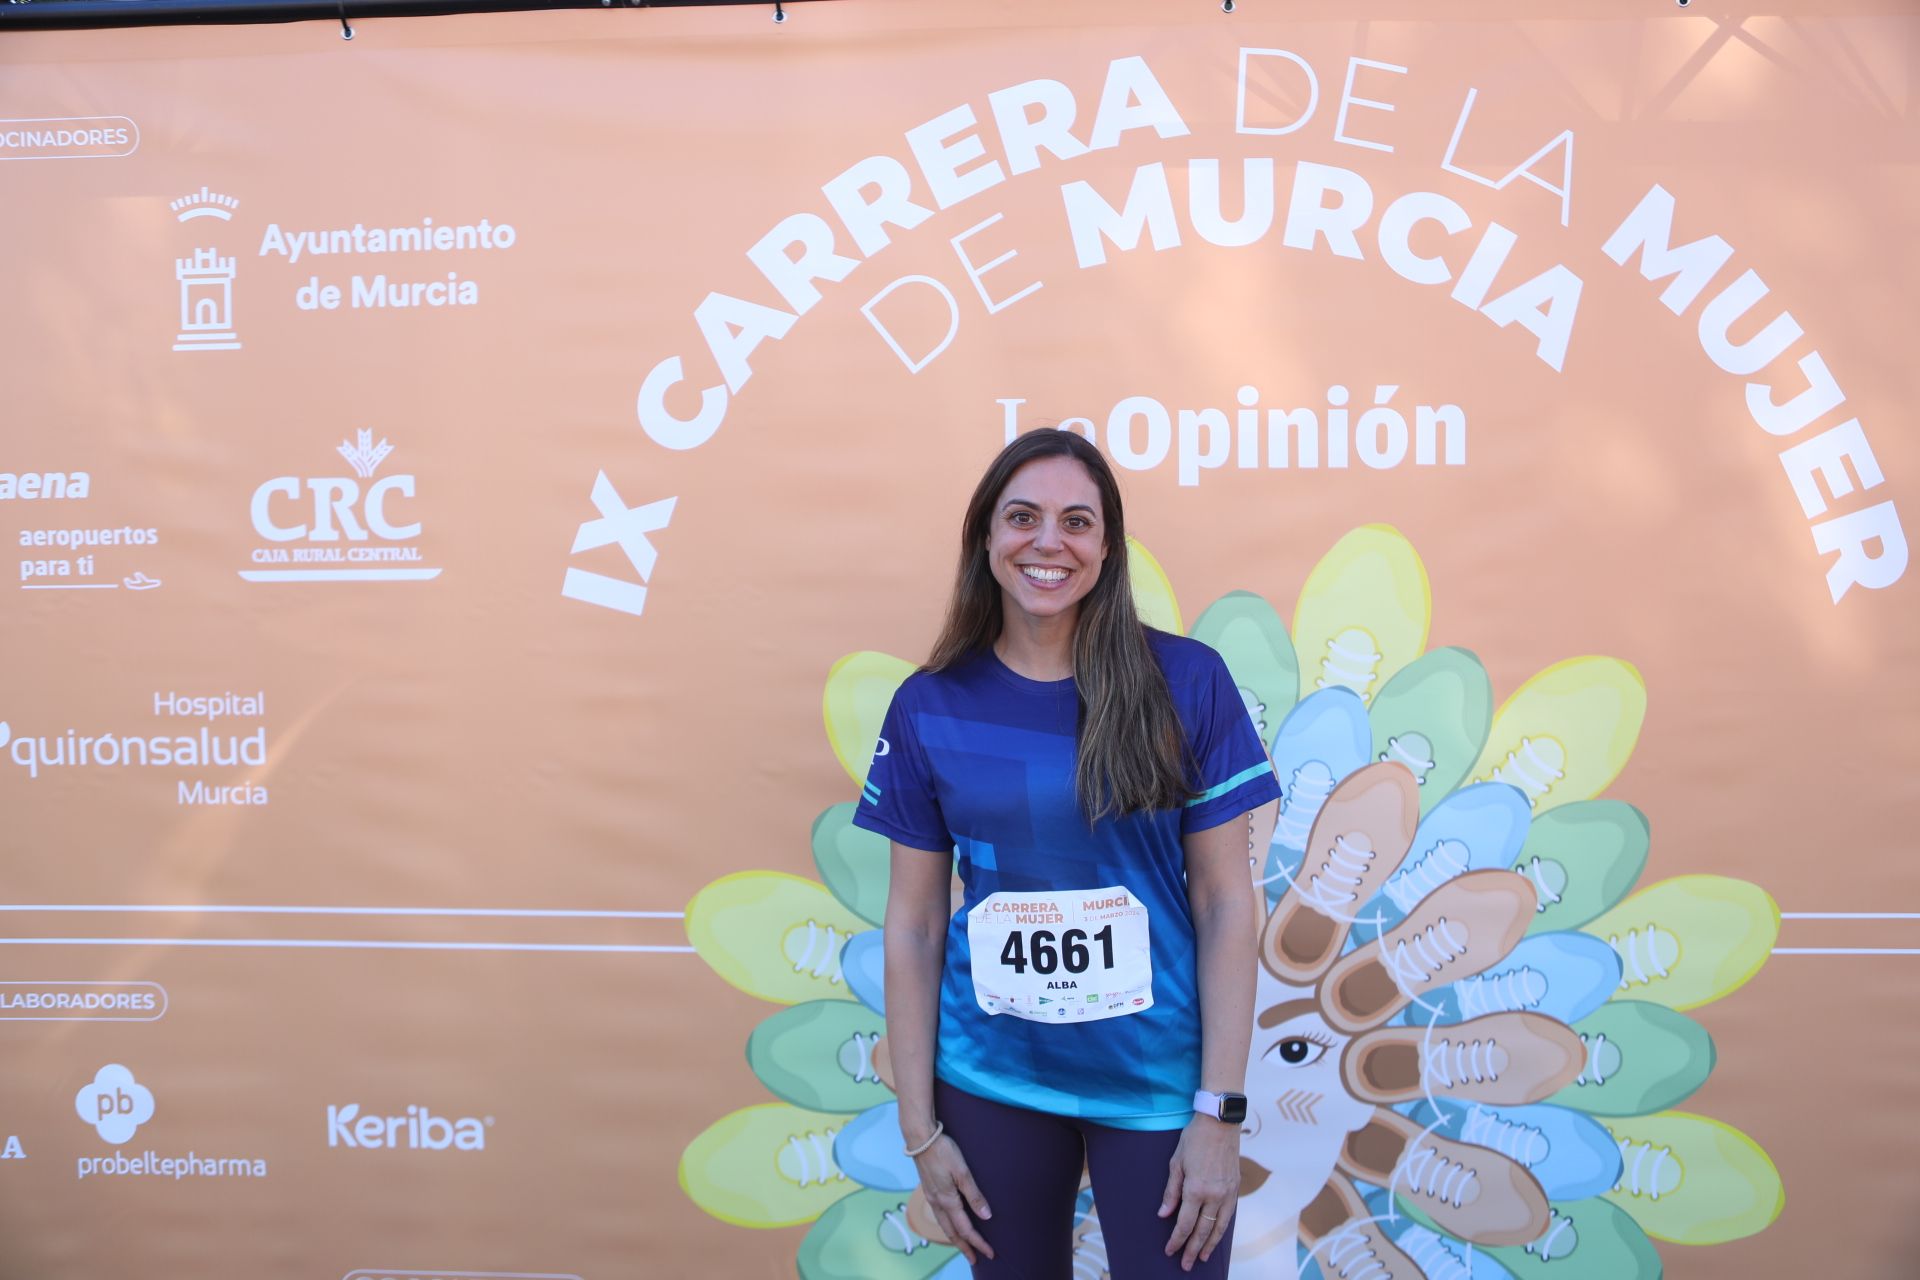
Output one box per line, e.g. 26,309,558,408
912,1133,996,1264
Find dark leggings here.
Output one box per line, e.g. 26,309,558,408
936,1080,1235,1279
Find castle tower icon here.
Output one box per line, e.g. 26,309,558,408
173,247,241,352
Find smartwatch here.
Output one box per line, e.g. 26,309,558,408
1193,1089,1248,1125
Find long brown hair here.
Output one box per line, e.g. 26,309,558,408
925,429,1193,820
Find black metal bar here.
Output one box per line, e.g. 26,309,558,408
0,0,812,32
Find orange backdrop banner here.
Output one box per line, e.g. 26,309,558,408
1,4,1916,1278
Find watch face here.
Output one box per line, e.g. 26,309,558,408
1219,1094,1248,1125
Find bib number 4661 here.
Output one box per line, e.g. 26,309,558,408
998,925,1114,976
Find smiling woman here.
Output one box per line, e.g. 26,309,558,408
855,429,1282,1277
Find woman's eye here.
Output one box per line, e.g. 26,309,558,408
1008,511,1034,526
1265,1036,1330,1067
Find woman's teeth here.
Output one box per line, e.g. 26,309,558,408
1022,566,1068,583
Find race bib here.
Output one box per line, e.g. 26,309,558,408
966,885,1153,1024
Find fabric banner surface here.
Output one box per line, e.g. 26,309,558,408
1,3,1915,1277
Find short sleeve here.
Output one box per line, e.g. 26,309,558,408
1180,647,1283,835
849,681,953,853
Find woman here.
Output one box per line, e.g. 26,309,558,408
853,429,1280,1277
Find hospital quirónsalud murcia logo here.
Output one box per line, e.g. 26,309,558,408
243,430,442,583
75,1065,154,1144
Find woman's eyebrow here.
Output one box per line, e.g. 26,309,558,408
999,497,1098,515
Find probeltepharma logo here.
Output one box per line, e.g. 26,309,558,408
75,1064,153,1142
72,1064,268,1182
242,430,441,583
328,1103,493,1151
0,689,272,806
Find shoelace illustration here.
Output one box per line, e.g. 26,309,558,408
781,1128,844,1187
1491,736,1565,802
1401,1139,1480,1209
1615,1138,1678,1199
1323,1222,1393,1280
840,1031,879,1083
1401,1224,1474,1280
1462,1105,1548,1168
1521,856,1566,910
1425,1036,1504,1090
1384,917,1470,993
787,921,843,983
1574,1031,1614,1086
1274,760,1337,849
1457,965,1547,1018
1384,840,1471,914
878,1204,929,1254
1317,628,1383,697
1610,923,1676,988
1302,833,1377,910
1524,1209,1578,1261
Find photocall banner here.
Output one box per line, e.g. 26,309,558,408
1,3,1915,1277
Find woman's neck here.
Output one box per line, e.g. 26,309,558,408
994,610,1078,681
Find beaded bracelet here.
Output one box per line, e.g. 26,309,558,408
903,1121,945,1158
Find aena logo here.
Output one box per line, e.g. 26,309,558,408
74,1065,155,1144
327,1103,491,1151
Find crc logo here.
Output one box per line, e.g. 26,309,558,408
242,431,440,582
74,1065,154,1143
327,1103,491,1151
252,429,418,542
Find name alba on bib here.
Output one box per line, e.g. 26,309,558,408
966,886,1153,1024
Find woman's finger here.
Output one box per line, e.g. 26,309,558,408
1198,1199,1235,1263
950,1160,993,1223
1182,1199,1223,1270
1163,1194,1200,1257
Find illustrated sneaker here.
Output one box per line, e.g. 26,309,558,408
1321,870,1536,1033
1298,1174,1422,1279
680,1101,852,1228
824,649,914,786
1369,783,1533,928
1549,1000,1714,1117
1190,590,1301,751
1366,646,1495,814
841,928,888,1014
1513,800,1649,936
1463,656,1646,813
1337,1107,1548,1247
1585,875,1779,1011
1413,931,1621,1028
833,1101,918,1193
1292,524,1430,707
1266,688,1375,858
812,802,892,926
1408,1099,1623,1202
797,1186,959,1280
1264,761,1421,984
1344,1012,1585,1107
1601,1110,1784,1245
1070,1187,1108,1280
1479,1196,1661,1279
686,870,870,1005
746,999,890,1114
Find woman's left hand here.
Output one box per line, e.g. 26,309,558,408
1159,1113,1242,1270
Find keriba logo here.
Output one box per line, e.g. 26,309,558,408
327,1103,492,1151
75,1065,155,1143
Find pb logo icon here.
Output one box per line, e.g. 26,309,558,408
74,1064,155,1144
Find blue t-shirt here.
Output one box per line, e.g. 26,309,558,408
852,629,1281,1129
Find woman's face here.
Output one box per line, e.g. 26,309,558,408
985,454,1109,629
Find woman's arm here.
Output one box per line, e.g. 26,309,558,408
884,842,994,1263
1161,806,1265,1271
